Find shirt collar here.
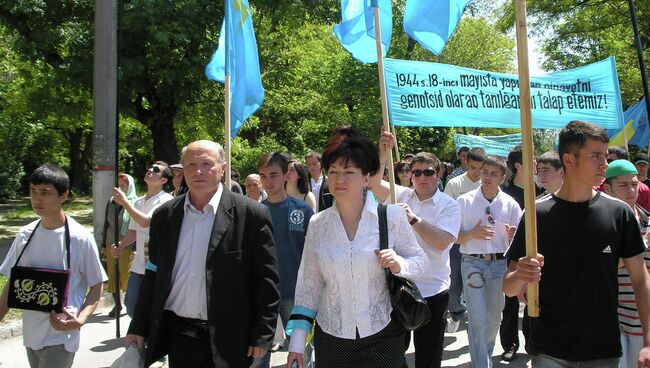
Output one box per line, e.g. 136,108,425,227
144,189,167,203
327,190,378,221
408,187,441,205
184,184,223,216
475,186,502,202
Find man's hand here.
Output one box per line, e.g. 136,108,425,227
50,309,85,331
470,220,495,240
125,334,145,353
112,187,129,207
287,352,303,368
513,255,544,284
505,225,517,242
247,346,268,359
378,130,396,163
110,244,121,258
397,203,418,223
375,249,401,274
638,346,650,367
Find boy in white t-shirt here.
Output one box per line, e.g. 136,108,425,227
0,164,107,368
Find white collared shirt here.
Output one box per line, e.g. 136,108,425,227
310,175,324,211
293,192,429,340
457,187,522,254
391,185,461,297
164,185,223,320
444,172,481,200
129,190,174,274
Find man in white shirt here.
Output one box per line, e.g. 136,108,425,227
305,151,332,212
372,134,461,368
456,156,522,368
111,161,173,317
0,164,107,368
444,147,486,332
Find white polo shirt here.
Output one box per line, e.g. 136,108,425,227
129,190,173,274
387,185,461,297
457,187,522,255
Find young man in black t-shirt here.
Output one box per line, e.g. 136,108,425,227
503,120,650,367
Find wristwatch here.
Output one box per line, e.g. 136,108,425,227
409,216,420,226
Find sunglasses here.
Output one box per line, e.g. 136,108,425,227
149,166,161,174
398,168,411,174
412,169,436,177
485,206,495,225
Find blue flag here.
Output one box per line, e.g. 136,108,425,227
333,0,392,64
205,0,264,138
404,0,472,56
607,97,649,147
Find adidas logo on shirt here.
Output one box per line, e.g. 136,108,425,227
602,245,612,254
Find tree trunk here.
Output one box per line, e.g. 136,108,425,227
148,115,180,165
67,127,85,193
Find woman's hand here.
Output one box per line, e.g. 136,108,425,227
287,352,303,368
376,249,401,274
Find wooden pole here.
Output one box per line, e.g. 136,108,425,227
224,0,232,191
514,0,539,317
225,74,232,191
391,124,401,162
373,4,397,204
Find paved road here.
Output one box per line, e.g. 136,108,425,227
0,301,531,368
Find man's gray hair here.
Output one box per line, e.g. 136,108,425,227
181,140,226,163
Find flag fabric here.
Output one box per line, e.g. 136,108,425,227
404,0,472,56
333,0,392,64
206,0,264,138
608,97,649,147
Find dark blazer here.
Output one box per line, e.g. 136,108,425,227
128,189,280,367
317,176,334,212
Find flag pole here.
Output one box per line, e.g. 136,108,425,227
628,0,650,135
514,0,539,317
372,1,397,204
224,0,232,191
391,124,401,162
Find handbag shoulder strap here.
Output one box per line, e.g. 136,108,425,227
377,203,388,251
14,217,71,269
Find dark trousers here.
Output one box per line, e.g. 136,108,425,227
499,295,520,352
164,311,215,368
404,291,449,368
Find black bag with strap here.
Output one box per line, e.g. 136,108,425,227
8,219,71,313
377,203,431,331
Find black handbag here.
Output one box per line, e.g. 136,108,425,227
377,203,431,331
8,219,71,313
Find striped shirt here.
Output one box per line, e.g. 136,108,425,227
618,204,650,336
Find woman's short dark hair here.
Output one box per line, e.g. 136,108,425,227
30,164,69,195
322,136,380,176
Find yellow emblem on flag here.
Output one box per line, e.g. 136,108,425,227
233,0,249,27
609,119,636,147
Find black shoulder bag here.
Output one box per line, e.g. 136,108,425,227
378,203,431,331
8,219,71,313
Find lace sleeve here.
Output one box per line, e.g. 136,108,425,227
389,205,429,278
293,219,324,312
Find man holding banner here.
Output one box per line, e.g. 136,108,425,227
504,121,650,368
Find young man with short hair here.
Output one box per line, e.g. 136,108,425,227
603,159,650,368
373,133,461,368
499,146,544,362
0,164,107,368
504,120,650,368
536,151,564,195
305,151,332,212
457,156,522,368
449,146,470,179
444,146,486,332
257,152,314,368
634,153,650,187
111,161,173,317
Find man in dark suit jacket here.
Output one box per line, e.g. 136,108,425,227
126,140,280,368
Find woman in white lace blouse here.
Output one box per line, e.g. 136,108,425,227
286,136,429,368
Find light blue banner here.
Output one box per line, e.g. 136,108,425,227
453,133,522,157
384,57,624,130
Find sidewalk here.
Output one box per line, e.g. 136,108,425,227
0,299,531,368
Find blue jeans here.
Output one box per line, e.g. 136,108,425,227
461,255,507,368
532,353,619,368
448,244,466,321
124,272,144,318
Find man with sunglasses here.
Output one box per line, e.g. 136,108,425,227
456,156,522,368
111,161,174,317
373,133,461,368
